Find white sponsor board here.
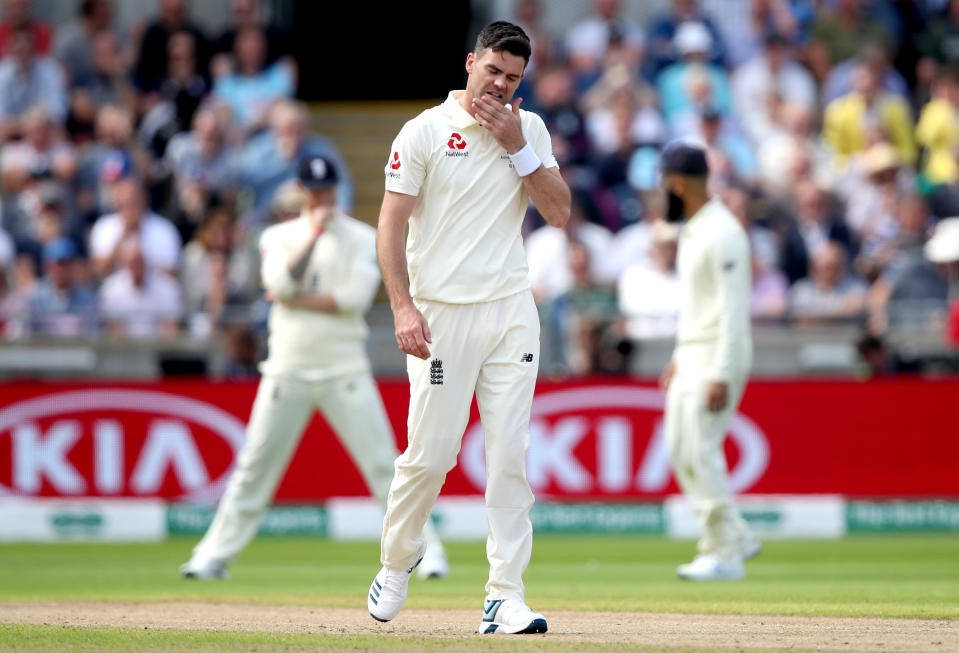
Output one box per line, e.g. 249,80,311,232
327,497,488,541
0,497,166,541
665,494,846,540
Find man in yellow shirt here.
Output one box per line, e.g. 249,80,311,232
916,65,959,185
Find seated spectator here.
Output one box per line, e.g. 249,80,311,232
239,100,353,223
807,1,894,75
75,104,152,221
3,181,74,260
732,30,816,146
165,106,240,236
698,106,756,190
212,25,295,132
211,0,292,68
53,0,125,88
915,64,959,187
138,29,210,159
99,236,182,338
855,334,920,377
756,102,832,198
69,28,136,112
526,192,617,304
0,0,52,57
133,0,209,94
582,63,665,157
565,0,645,76
789,241,867,325
701,0,798,69
221,322,260,379
512,0,558,79
180,204,256,336
612,190,666,274
1,251,36,336
646,0,726,77
823,62,916,168
618,219,681,339
0,27,68,138
528,65,591,165
820,43,908,107
1,104,77,198
656,22,732,130
27,236,97,336
780,179,854,284
89,176,181,277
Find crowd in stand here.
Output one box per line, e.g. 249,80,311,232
516,0,959,374
0,0,957,377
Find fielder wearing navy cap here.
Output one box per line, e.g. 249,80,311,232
660,141,710,222
298,155,338,189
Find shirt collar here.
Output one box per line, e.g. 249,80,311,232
444,90,479,130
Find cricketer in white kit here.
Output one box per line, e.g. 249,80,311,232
658,142,760,581
180,155,446,581
367,21,571,634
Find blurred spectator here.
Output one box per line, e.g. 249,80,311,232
89,176,181,277
180,204,256,335
656,21,732,131
697,106,756,189
138,29,209,159
512,0,557,78
0,27,68,137
528,65,591,165
807,0,894,76
868,197,948,334
133,0,209,94
565,0,644,75
612,190,666,274
1,104,77,196
212,26,295,132
238,100,353,222
789,241,867,325
99,236,182,338
3,181,73,258
756,102,831,197
821,44,909,108
823,60,916,168
526,192,616,304
923,216,959,346
0,251,35,336
211,0,291,67
0,0,52,57
732,30,816,146
582,62,665,157
780,179,854,284
75,104,152,221
915,63,959,187
27,236,97,336
222,322,260,378
53,0,125,88
268,178,302,223
725,184,788,320
916,0,959,73
702,0,798,69
165,106,240,236
855,333,919,377
617,219,681,340
646,0,726,77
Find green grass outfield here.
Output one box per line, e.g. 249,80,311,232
1,534,957,651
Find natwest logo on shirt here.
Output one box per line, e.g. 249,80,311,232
386,151,401,178
446,132,469,158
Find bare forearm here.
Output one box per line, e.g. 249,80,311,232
287,234,320,281
522,166,570,228
377,220,414,311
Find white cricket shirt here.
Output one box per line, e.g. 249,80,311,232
258,211,380,380
384,90,558,304
675,197,753,382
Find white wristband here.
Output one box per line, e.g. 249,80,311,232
509,143,541,177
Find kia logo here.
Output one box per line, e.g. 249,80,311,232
0,390,246,501
448,133,466,150
459,386,769,496
389,152,401,170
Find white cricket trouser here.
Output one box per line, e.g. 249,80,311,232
664,342,751,561
380,291,539,601
192,370,442,565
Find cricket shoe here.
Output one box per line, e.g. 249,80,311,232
180,557,229,580
677,554,745,581
477,598,548,634
417,546,449,580
368,556,423,622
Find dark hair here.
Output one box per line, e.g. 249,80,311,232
474,21,531,64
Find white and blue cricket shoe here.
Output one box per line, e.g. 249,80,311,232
368,556,422,622
676,553,745,581
477,598,548,634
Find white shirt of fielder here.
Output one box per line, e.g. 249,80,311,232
258,209,380,381
675,196,752,382
384,90,557,304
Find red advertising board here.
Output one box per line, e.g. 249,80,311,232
0,378,957,501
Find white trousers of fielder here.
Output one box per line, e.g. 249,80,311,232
380,291,539,601
664,342,751,561
192,370,442,565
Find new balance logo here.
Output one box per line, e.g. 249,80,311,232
521,353,534,363
430,359,444,385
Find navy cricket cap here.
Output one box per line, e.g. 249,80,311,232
298,155,338,189
660,141,709,177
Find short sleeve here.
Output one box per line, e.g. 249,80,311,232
384,118,428,196
524,112,558,170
